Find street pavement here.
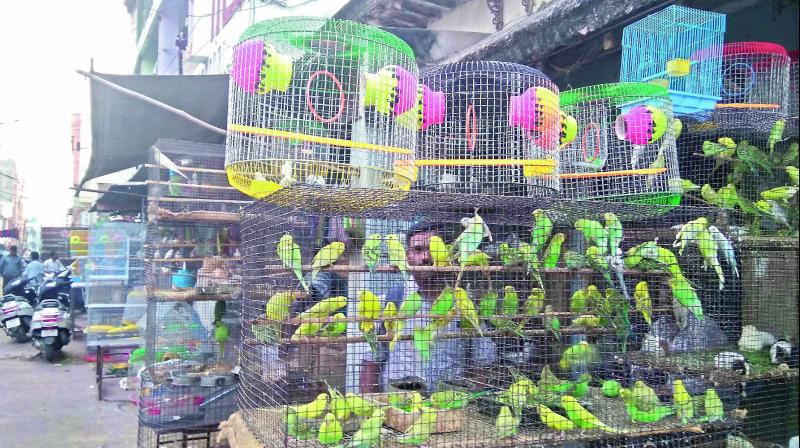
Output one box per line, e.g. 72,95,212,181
0,323,138,448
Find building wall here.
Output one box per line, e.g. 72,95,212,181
185,0,349,75
428,0,557,33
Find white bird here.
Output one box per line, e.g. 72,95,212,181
738,325,776,352
714,351,751,376
708,225,739,278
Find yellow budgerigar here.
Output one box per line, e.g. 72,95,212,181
311,241,346,280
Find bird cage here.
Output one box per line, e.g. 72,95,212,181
235,190,757,448
414,61,562,197
621,5,726,115
712,42,791,131
559,83,682,212
789,51,799,137
225,17,419,208
677,115,796,219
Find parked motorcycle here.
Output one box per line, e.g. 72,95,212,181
1,277,37,342
30,270,73,362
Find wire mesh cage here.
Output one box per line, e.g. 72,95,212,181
413,61,561,197
676,115,798,237
621,5,726,115
232,189,791,447
137,140,250,447
558,83,682,211
711,42,791,131
225,17,419,208
789,51,799,137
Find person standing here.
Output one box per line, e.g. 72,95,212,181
0,245,24,288
43,251,65,274
23,251,45,287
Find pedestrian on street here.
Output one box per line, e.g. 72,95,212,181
43,251,65,274
24,251,45,287
0,245,24,288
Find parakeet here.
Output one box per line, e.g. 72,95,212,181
561,395,618,433
717,184,740,210
673,117,683,140
501,285,519,315
787,166,799,186
602,380,621,398
646,148,667,190
673,379,694,424
496,406,521,439
708,225,739,279
586,245,613,286
262,291,298,341
768,119,785,154
311,241,346,280
451,211,490,286
697,229,725,290
538,365,575,395
673,217,708,256
542,233,565,269
537,405,575,431
286,407,315,439
291,322,325,340
277,234,311,293
570,314,602,328
531,209,554,255
701,184,719,205
390,292,423,351
430,390,476,410
783,141,799,165
633,281,653,325
604,212,623,257
543,305,561,341
294,393,329,420
358,290,382,356
559,341,598,371
704,388,724,422
396,407,437,446
668,275,704,322
478,290,498,318
382,301,398,342
460,250,491,267
619,388,674,423
429,235,450,267
523,288,545,321
564,250,588,270
214,320,230,359
624,241,682,278
454,287,482,335
575,219,608,255
328,387,350,421
298,296,348,320
573,373,591,398
320,312,347,337
570,287,588,313
361,234,382,274
346,393,376,417
347,409,385,448
385,234,409,281
631,380,662,411
761,186,798,201
585,285,603,310
318,412,344,445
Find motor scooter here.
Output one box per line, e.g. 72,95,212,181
30,270,73,362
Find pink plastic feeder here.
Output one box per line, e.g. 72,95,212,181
614,105,667,145
420,84,445,130
393,66,417,117
231,39,265,93
508,86,539,131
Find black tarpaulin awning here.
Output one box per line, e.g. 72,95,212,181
82,72,229,186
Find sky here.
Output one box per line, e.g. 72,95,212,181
0,1,136,227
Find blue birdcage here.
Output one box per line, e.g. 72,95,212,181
621,5,726,115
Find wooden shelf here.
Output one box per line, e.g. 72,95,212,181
151,209,240,223
152,289,240,302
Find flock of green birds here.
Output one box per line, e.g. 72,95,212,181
282,371,725,446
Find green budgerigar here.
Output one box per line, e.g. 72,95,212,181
604,212,623,256
277,234,311,293
429,235,451,267
396,407,437,446
570,287,588,313
631,380,662,411
619,388,674,423
575,219,608,255
318,412,344,445
346,409,385,448
704,388,724,422
320,312,347,337
542,233,565,269
697,229,725,290
673,379,694,424
311,241,346,280
385,234,409,281
561,395,619,433
454,287,482,335
673,217,708,256
559,341,598,371
633,281,653,325
668,275,704,322
586,245,613,286
298,296,348,320
522,288,545,325
531,209,554,255
262,291,298,341
361,233,382,274
294,393,329,420
495,406,521,439
537,405,575,431
573,373,591,398
564,250,588,270
478,290,498,318
390,292,423,351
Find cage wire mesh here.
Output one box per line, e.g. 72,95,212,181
414,61,561,197
225,17,419,208
789,50,799,137
676,115,799,237
621,5,726,116
232,189,795,447
137,140,250,447
84,220,146,349
711,42,791,131
558,83,682,211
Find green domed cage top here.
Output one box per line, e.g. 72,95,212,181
239,16,416,62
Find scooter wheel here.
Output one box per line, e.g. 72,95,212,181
42,344,58,362
12,327,30,343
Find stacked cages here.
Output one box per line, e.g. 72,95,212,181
225,17,419,207
790,51,799,137
713,42,791,131
621,5,726,115
137,140,250,447
558,83,682,210
414,61,562,197
235,190,798,447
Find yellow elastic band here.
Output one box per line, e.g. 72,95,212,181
228,124,414,156
560,168,667,179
